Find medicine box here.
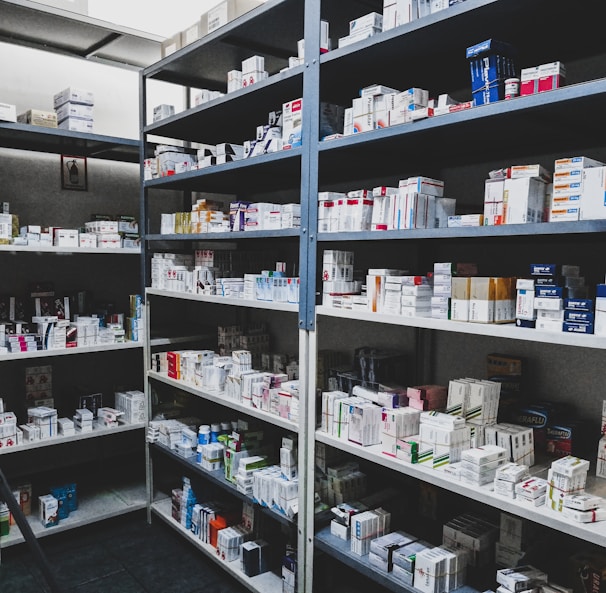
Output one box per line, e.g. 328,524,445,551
581,166,606,220
39,494,59,528
153,104,175,122
0,102,17,122
181,17,208,46
55,102,94,122
17,109,58,128
503,177,546,224
206,0,264,33
466,39,517,106
53,87,94,108
161,32,182,58
58,118,94,133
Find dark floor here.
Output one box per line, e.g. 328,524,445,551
0,510,251,593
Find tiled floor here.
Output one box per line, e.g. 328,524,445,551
0,510,251,593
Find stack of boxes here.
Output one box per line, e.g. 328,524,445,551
161,0,264,57
345,85,431,135
493,462,530,501
514,476,549,507
442,512,499,568
57,417,75,436
27,406,58,438
485,423,535,466
483,164,549,226
321,250,359,308
324,461,367,506
241,55,268,89
53,87,94,133
546,455,590,513
73,408,94,433
392,540,434,586
366,269,407,314
413,546,468,593
560,493,606,523
417,410,470,468
0,403,19,449
370,185,398,230
447,378,500,430
351,508,390,556
551,155,606,222
381,406,421,457
373,273,411,316
459,444,507,486
473,277,516,324
433,263,453,320
368,530,416,573
406,384,447,413
398,176,447,230
516,263,593,334
495,512,537,567
338,12,383,49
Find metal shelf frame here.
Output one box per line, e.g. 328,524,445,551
0,0,163,69
139,1,606,592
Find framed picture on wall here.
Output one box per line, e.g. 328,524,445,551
61,155,88,191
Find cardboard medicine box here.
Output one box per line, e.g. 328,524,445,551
160,32,182,58
53,87,94,108
17,109,57,128
206,0,264,33
39,494,59,528
0,102,17,122
466,39,517,106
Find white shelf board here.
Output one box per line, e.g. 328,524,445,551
0,245,140,254
146,289,299,312
0,340,143,361
0,422,145,456
316,306,606,350
315,431,606,547
148,371,298,432
0,481,146,548
151,498,283,593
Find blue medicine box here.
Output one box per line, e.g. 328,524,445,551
466,39,517,106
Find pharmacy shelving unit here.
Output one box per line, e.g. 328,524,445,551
140,2,310,592
310,0,606,591
0,124,148,546
139,0,606,592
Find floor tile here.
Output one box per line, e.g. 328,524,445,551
67,569,147,593
1,513,253,593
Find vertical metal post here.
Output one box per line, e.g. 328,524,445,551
297,1,322,591
138,68,148,299
299,0,321,334
144,297,153,524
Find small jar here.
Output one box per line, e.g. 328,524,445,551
504,78,520,100
210,423,221,443
198,424,210,445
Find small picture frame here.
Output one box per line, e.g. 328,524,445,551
61,155,88,191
